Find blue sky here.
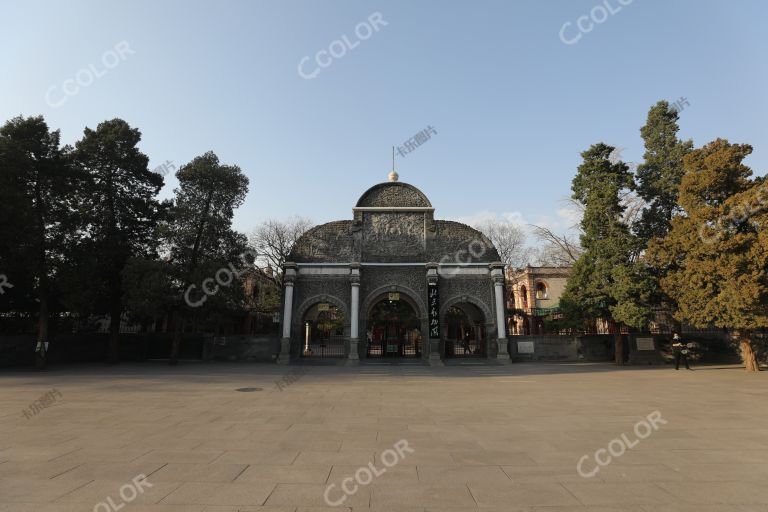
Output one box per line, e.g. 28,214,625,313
2,0,766,236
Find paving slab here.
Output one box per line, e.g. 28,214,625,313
0,361,766,510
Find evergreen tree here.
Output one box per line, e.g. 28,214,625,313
0,116,74,367
72,119,164,363
163,151,249,363
648,139,767,371
635,101,694,243
560,143,653,364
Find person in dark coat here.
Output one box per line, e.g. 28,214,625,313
672,333,692,370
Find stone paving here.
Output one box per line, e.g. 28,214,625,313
1,361,767,511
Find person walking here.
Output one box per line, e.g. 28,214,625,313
672,333,692,370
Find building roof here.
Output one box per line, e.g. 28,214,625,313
355,182,433,208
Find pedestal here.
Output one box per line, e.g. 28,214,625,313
277,337,291,365
428,339,443,366
347,338,360,365
496,337,510,360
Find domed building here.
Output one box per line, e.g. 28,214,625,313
278,172,508,364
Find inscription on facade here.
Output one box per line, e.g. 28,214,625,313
428,283,440,338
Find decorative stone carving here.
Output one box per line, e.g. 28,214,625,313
356,182,432,208
362,212,426,260
290,221,353,263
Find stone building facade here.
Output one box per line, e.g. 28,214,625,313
278,173,508,364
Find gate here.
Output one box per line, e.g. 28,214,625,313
366,296,422,358
367,331,421,358
445,338,486,358
301,334,346,358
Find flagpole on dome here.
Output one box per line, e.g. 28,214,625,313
388,145,399,182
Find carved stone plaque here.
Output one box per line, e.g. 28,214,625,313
361,212,425,260
517,341,535,354
636,337,655,351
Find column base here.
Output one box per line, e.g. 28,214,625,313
429,354,444,366
346,338,360,365
495,338,510,360
276,338,291,365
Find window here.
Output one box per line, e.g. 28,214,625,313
535,282,548,300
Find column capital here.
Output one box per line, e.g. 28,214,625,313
489,261,505,272
284,262,298,284
426,262,439,285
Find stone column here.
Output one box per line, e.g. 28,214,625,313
348,263,360,364
426,262,443,366
491,262,509,359
278,263,297,364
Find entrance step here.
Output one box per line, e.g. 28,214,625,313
361,359,429,366
443,359,507,366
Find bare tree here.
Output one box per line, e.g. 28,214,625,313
472,219,533,269
530,225,583,267
249,216,313,281
620,190,647,231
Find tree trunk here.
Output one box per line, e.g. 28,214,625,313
35,295,49,369
613,322,624,366
34,179,49,370
107,273,122,364
169,311,182,365
739,331,760,372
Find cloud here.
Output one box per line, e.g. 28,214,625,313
556,207,582,228
454,210,528,228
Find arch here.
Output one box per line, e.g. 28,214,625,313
507,289,515,309
360,285,427,357
365,295,422,358
299,301,347,359
294,294,350,329
440,294,493,325
361,284,427,321
441,295,492,358
535,280,549,300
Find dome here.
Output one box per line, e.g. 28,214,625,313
355,182,432,208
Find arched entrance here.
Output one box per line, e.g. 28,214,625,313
366,294,422,358
444,302,487,357
301,303,346,358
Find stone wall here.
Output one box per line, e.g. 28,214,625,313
205,335,278,362
0,333,209,367
509,335,614,362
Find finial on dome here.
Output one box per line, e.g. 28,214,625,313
389,145,399,182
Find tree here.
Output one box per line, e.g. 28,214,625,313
164,151,249,363
72,119,164,363
473,219,532,269
559,143,652,364
0,115,73,367
634,101,694,243
530,225,583,266
648,139,767,372
249,217,313,281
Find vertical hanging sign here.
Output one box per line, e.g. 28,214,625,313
428,283,440,338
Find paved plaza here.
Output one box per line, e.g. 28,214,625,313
1,362,767,511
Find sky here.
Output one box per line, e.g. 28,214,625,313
2,0,766,237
